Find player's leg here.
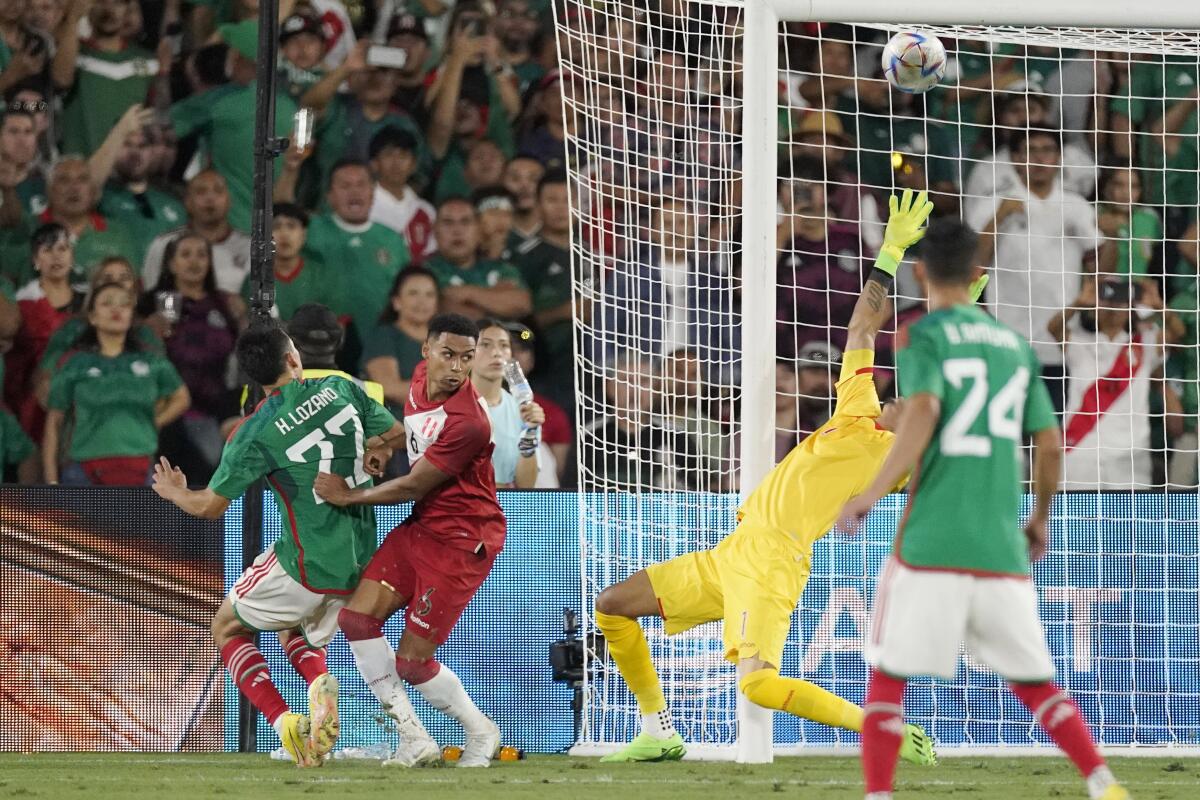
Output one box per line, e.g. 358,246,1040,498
967,576,1128,800
595,550,724,762
862,559,970,798
292,598,349,761
215,569,316,768
278,629,328,685
396,541,501,768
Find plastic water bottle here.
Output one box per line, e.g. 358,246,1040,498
502,360,541,457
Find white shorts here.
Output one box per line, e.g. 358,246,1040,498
228,545,346,648
867,557,1056,682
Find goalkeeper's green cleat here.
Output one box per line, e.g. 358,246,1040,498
600,732,686,763
898,723,937,766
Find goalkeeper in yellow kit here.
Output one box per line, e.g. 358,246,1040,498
594,191,968,764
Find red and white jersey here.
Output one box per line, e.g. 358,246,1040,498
404,361,506,553
1062,320,1161,489
371,184,437,262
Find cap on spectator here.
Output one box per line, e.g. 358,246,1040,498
1098,278,1132,306
274,202,309,227
369,126,419,160
502,320,535,347
796,341,842,370
280,13,325,45
473,185,516,214
793,109,854,147
287,303,343,358
387,12,429,41
219,20,259,61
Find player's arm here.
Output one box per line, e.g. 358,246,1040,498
315,455,451,506
151,457,232,520
1025,425,1062,562
838,392,941,530
845,189,934,352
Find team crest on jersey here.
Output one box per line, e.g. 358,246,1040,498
405,406,448,462
131,360,150,377
377,248,390,266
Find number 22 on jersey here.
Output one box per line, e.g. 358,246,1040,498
285,405,371,503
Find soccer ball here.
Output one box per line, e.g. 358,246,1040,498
881,31,946,94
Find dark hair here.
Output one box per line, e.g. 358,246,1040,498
1010,123,1062,155
237,322,294,386
0,106,34,127
915,218,980,286
783,156,825,183
273,202,309,227
328,157,373,187
537,168,568,195
427,312,479,341
1098,166,1140,202
475,317,510,338
155,232,218,296
31,222,69,258
380,266,438,324
287,303,343,367
73,282,139,354
368,126,419,160
193,43,231,87
436,194,476,215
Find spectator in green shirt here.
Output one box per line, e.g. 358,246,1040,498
278,11,326,101
362,265,439,417
44,280,190,486
51,0,157,156
169,20,296,233
1168,216,1200,487
0,105,46,217
424,195,530,320
0,1,50,98
301,159,412,337
2,157,140,286
263,202,326,321
492,0,545,95
1096,167,1163,283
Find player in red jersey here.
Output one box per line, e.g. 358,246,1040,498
314,312,506,768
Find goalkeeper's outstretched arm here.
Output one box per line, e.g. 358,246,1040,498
845,190,934,352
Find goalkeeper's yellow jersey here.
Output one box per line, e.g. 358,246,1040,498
738,348,905,550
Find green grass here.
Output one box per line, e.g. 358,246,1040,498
0,754,1195,799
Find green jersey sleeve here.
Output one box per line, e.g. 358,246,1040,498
343,378,398,437
1022,348,1058,434
0,408,33,465
896,325,945,399
494,260,528,288
170,91,213,140
47,363,76,412
210,426,271,499
153,354,185,399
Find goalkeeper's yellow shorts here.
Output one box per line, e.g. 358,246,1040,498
644,518,811,668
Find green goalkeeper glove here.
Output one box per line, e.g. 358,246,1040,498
969,273,989,304
875,188,935,276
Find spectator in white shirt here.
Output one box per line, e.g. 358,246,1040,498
368,126,436,262
1048,276,1182,490
969,124,1102,411
965,91,1097,204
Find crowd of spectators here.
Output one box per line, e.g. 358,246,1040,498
0,3,1196,493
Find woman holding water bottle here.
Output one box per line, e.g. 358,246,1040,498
471,319,545,488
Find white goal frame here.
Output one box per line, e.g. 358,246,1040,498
569,0,1200,763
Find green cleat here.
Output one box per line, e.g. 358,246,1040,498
600,732,686,763
898,723,937,766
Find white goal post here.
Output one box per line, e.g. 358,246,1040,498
560,0,1200,763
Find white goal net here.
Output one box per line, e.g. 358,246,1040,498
558,0,1200,756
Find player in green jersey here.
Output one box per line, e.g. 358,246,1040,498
838,220,1128,800
153,323,405,768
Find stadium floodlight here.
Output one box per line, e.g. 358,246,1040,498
559,0,1200,764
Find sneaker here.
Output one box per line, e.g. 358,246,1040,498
308,674,339,759
458,718,501,768
384,735,442,767
599,732,686,763
278,713,318,768
898,723,937,766
1100,786,1131,800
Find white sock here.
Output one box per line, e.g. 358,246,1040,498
1086,766,1117,800
348,636,405,706
641,708,676,739
412,664,491,734
271,716,286,736
864,793,893,800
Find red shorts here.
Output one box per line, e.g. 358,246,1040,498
362,521,497,645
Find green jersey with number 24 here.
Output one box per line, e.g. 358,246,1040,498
896,304,1058,576
210,376,398,593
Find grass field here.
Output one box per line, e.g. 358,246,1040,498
1,754,1196,799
